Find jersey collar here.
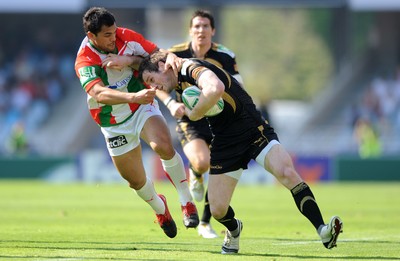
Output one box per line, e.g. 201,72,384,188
89,40,118,55
189,41,214,59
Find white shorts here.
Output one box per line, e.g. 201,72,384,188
100,100,162,156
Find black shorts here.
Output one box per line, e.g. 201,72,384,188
176,117,213,147
209,123,279,174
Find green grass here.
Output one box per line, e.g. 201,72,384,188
0,180,399,260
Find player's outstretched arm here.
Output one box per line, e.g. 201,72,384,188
88,82,156,105
101,53,143,70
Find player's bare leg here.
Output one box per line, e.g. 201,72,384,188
183,138,210,202
111,145,177,237
141,115,199,228
208,171,242,253
259,141,343,248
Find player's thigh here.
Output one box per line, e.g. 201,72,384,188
183,138,210,170
111,145,147,189
208,174,238,217
141,115,174,158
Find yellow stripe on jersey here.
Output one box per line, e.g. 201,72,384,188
221,69,232,88
222,93,236,113
186,60,236,113
191,66,206,81
204,58,223,69
169,42,190,52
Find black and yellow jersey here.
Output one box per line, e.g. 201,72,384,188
169,42,239,77
170,42,241,145
177,58,277,174
178,59,267,139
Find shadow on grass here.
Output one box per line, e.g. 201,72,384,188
1,238,399,260
0,256,170,261
0,239,211,260
228,253,400,260
235,237,400,260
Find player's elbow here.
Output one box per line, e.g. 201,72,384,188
213,83,224,98
88,85,104,102
89,89,110,104
89,89,104,103
95,93,109,104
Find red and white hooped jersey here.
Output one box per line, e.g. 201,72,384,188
75,27,157,127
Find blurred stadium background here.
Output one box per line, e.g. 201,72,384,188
0,0,399,183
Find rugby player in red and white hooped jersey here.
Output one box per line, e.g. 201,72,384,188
74,6,199,238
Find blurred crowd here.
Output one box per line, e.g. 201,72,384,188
351,67,400,157
0,46,75,155
1,47,400,158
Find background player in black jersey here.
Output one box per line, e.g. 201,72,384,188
156,9,244,239
139,51,344,255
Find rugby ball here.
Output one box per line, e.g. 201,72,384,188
182,86,224,117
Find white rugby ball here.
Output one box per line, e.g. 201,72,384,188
182,86,224,117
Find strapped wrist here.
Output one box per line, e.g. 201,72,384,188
164,97,174,107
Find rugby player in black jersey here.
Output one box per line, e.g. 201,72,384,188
157,10,243,239
139,51,343,255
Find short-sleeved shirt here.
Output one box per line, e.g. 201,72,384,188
75,27,157,127
169,42,240,146
177,59,278,174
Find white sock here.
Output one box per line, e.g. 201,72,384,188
161,151,192,205
135,178,165,214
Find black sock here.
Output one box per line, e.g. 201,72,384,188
215,206,238,232
291,182,325,230
201,189,212,223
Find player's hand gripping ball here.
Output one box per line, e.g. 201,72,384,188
182,86,224,117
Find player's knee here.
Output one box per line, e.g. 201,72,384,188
188,151,210,173
127,177,146,190
151,141,175,160
210,203,228,220
276,166,301,188
190,160,209,174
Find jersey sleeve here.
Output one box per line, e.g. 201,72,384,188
117,27,157,56
76,65,103,92
216,44,240,76
181,60,229,87
226,57,240,76
75,48,104,92
180,60,205,87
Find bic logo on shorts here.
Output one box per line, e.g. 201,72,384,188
107,135,128,148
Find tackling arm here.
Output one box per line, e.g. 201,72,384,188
87,82,156,105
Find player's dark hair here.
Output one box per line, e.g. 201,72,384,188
138,51,168,83
83,7,116,35
190,10,215,29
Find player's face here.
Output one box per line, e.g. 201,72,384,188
88,24,117,53
142,66,176,93
190,16,215,47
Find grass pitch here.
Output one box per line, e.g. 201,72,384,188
0,180,399,260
